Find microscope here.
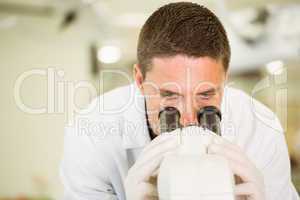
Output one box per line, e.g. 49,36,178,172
157,106,235,200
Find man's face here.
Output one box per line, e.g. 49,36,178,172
134,55,227,135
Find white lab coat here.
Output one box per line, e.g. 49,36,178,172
60,83,299,200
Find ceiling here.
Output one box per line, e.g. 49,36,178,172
0,0,299,74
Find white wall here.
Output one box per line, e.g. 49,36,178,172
0,12,100,199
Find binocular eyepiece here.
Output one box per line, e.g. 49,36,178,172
158,106,222,135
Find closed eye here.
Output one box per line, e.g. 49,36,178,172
196,89,216,100
160,89,181,99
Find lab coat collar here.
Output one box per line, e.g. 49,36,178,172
121,83,151,149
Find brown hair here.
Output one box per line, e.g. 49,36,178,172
137,2,230,78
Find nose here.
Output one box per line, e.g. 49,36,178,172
182,112,197,126
181,96,198,126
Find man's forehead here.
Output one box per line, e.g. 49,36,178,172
149,55,224,79
145,56,225,91
151,55,223,69
158,81,221,93
143,79,222,94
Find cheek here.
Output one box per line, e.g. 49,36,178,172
145,100,161,134
202,93,223,109
194,92,223,110
149,113,160,134
144,95,161,115
160,98,182,109
198,99,219,109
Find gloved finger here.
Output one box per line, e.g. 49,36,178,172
212,136,249,161
140,182,158,197
235,182,265,199
133,135,179,171
208,143,249,168
212,145,266,192
130,182,158,200
230,160,256,183
141,129,180,156
208,136,254,168
226,156,263,186
207,142,262,184
152,168,159,177
127,136,178,182
145,197,159,200
234,182,256,196
150,151,177,178
134,147,178,182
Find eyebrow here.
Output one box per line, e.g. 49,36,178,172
159,86,220,96
159,88,182,96
196,88,217,95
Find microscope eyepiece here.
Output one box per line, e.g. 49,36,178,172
159,107,181,133
197,106,222,135
158,106,222,135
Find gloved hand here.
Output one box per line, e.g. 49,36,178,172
208,135,265,200
124,129,180,200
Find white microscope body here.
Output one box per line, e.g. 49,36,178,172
157,107,235,200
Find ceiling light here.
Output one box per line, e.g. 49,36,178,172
266,60,284,75
97,45,121,64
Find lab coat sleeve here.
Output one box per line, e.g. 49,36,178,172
262,132,299,200
60,125,118,200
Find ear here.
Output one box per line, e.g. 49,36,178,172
224,70,229,83
133,63,144,92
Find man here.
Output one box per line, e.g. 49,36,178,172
60,2,299,200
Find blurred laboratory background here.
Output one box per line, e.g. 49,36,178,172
0,0,300,199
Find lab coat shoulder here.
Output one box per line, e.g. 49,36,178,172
226,87,299,199
60,85,135,200
225,87,285,165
